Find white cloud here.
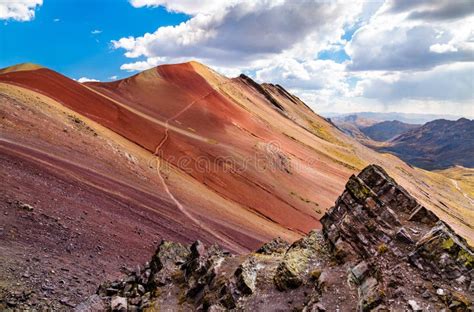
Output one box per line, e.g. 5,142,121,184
255,58,350,95
385,0,474,21
114,1,363,67
358,62,474,102
117,0,474,117
429,43,458,54
129,0,234,15
119,56,168,72
108,75,118,80
77,77,100,83
0,0,42,21
91,29,102,35
346,15,474,71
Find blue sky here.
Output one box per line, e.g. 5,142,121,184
0,0,189,80
0,1,472,117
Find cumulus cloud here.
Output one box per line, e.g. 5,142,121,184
116,0,474,117
255,58,350,95
119,56,168,72
386,0,474,21
346,0,474,72
359,63,474,102
129,0,233,15
0,0,42,21
114,1,362,68
347,24,473,71
77,77,100,83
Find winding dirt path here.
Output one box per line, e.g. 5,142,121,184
150,81,249,253
83,83,236,150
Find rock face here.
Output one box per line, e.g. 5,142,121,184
84,165,473,311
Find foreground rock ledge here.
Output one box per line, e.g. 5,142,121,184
78,165,473,311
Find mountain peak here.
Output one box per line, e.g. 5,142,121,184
0,63,43,75
147,60,209,72
130,60,219,84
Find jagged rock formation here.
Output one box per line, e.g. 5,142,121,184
80,165,473,311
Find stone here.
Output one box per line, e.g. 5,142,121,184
408,300,422,311
74,295,107,312
395,227,414,244
256,237,290,255
148,240,189,287
455,275,467,285
303,302,326,312
448,291,472,310
333,238,356,262
408,205,439,225
350,261,369,285
274,260,303,291
274,231,321,291
309,268,322,280
234,257,258,295
18,202,34,211
110,296,127,312
182,243,227,301
358,277,383,311
321,165,433,262
208,304,227,312
317,270,330,291
409,221,474,278
105,288,118,296
346,175,376,202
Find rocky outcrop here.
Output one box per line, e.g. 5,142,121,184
82,165,473,311
238,74,286,112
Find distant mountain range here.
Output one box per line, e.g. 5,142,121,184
332,114,421,142
359,120,421,142
326,111,466,125
332,114,473,170
380,118,474,170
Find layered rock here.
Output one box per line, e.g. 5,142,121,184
80,165,473,311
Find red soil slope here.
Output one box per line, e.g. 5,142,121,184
0,64,328,236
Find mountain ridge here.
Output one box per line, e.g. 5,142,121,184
361,120,421,142
381,118,474,170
